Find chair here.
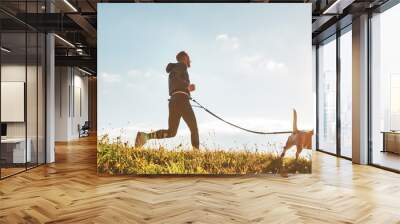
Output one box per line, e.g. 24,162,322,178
79,121,90,138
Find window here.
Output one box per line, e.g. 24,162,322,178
390,74,400,130
318,36,337,154
371,3,400,171
339,28,352,158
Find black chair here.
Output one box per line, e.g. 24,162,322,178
79,121,90,138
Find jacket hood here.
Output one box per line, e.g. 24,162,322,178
166,62,187,73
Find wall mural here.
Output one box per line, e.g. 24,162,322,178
97,3,313,175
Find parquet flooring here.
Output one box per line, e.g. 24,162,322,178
0,136,400,223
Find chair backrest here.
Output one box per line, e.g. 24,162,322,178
82,121,90,129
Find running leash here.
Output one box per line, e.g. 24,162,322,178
190,97,292,135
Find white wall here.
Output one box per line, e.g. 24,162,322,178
55,67,69,141
55,67,89,141
71,72,89,138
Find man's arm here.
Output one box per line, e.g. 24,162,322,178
183,70,196,92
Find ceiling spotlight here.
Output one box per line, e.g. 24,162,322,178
54,34,75,48
63,0,78,12
1,47,11,53
76,48,84,55
78,67,93,76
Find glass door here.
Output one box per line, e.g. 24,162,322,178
1,31,28,178
0,0,47,179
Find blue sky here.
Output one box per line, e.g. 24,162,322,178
98,3,313,151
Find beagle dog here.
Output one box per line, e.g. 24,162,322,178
280,109,313,160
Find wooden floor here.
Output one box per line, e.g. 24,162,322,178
372,151,400,171
1,136,400,223
0,167,26,178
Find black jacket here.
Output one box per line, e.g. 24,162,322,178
166,62,190,96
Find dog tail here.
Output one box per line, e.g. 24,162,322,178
292,109,298,133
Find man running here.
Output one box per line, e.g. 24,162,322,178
134,51,199,149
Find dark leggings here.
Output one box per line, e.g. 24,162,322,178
147,94,199,148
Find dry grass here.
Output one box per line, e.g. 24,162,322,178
97,135,311,175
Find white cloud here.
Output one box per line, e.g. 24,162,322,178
215,34,286,76
216,34,228,40
239,54,287,76
216,33,240,50
101,69,162,85
99,72,121,83
128,69,154,78
125,68,166,89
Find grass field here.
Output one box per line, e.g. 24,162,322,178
97,135,311,175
